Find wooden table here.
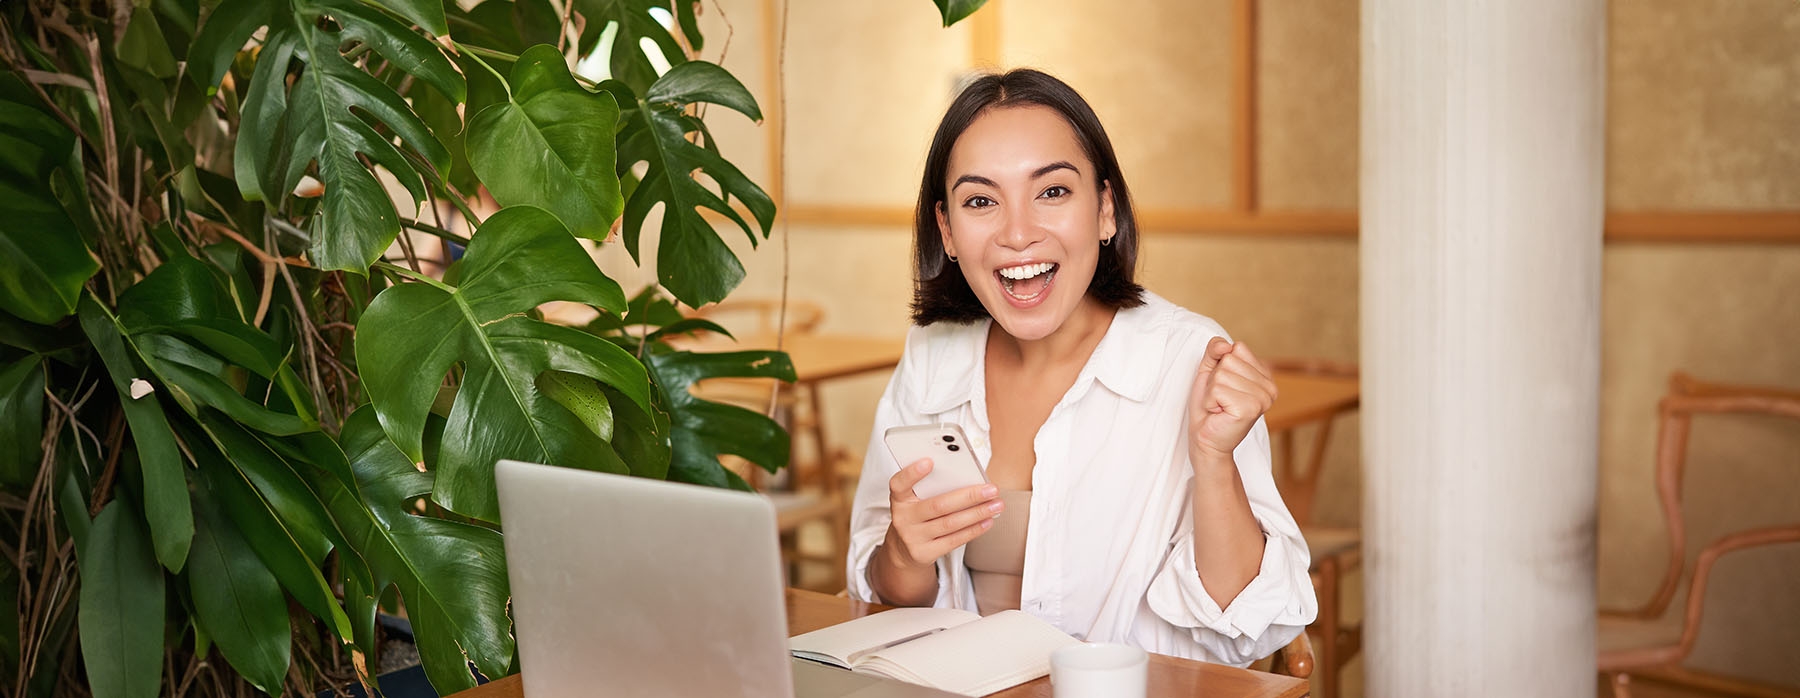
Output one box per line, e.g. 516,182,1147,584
451,588,1309,698
1265,372,1360,433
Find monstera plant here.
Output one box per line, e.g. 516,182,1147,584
0,0,986,695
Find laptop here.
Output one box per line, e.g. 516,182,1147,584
495,460,960,697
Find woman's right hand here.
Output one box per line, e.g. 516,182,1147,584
869,459,1004,605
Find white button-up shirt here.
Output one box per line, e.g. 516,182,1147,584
846,291,1318,665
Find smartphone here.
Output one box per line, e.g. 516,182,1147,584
883,423,989,500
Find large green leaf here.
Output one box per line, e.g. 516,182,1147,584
315,409,513,693
365,0,449,36
358,206,652,522
574,0,692,94
77,500,165,698
118,6,180,78
0,356,44,487
933,0,990,26
188,0,267,93
184,418,354,639
0,101,99,325
115,256,318,434
646,348,794,490
467,44,624,239
611,62,775,307
235,0,463,272
187,483,291,695
77,297,194,572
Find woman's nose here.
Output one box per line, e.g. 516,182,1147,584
995,205,1044,251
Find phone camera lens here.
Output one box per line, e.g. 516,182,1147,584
942,435,955,443
946,444,961,452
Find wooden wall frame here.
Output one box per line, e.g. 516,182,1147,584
755,0,1800,244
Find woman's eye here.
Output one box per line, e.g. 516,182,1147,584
1040,185,1071,199
963,196,996,209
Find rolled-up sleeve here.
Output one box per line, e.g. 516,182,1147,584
847,327,944,603
845,366,907,603
1145,419,1318,666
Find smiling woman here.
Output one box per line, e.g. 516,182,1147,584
846,69,1318,667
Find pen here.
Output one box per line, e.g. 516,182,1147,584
847,627,946,664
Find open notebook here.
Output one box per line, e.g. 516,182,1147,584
789,607,1081,697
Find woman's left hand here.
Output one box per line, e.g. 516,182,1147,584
1186,337,1278,464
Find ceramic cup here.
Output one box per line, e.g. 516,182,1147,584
1049,642,1148,698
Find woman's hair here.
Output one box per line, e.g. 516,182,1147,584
911,68,1146,326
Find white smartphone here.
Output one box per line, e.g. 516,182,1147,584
883,423,989,500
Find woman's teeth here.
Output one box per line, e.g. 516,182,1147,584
998,262,1055,280
997,262,1057,300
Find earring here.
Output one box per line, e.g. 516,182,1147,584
1101,237,1112,247
947,252,958,262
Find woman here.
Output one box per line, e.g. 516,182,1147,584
845,69,1317,666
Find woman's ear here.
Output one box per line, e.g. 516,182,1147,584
1099,181,1117,242
936,202,956,258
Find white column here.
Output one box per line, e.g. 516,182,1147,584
1361,0,1604,695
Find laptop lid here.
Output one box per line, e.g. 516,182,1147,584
496,460,794,698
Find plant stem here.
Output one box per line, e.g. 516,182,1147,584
373,261,455,292
456,44,513,99
458,42,604,90
401,218,471,246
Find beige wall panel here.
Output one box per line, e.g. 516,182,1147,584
998,0,1235,210
1137,234,1358,361
1596,245,1800,612
1258,0,1359,210
781,0,971,207
1608,0,1800,209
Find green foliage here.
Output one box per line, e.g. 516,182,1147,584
187,487,292,695
0,357,44,487
234,0,463,272
591,289,793,489
609,62,775,307
0,98,99,325
0,0,949,694
933,0,991,27
467,45,625,239
358,206,647,522
328,408,513,692
77,501,165,698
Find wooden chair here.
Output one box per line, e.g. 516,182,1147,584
1267,357,1362,698
691,299,848,592
1257,631,1316,682
1599,373,1800,698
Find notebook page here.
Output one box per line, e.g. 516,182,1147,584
858,610,1080,696
789,607,981,669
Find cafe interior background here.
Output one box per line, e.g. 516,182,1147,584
405,0,1797,696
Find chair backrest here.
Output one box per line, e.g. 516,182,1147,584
1265,357,1360,526
1633,372,1800,619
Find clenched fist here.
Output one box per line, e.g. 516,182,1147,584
1186,337,1278,465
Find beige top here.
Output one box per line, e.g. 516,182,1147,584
963,489,1032,616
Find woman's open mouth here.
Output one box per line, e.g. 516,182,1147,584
995,262,1059,305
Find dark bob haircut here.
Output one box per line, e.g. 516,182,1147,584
911,68,1146,326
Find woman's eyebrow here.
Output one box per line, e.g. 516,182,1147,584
1032,161,1079,179
952,174,999,191
952,162,1081,191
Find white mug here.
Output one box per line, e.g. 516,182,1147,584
1049,642,1148,698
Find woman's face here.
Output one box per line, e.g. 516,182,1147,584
937,105,1116,342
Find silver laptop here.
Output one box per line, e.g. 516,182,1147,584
496,460,959,697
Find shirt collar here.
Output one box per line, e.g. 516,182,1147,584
914,293,1168,414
